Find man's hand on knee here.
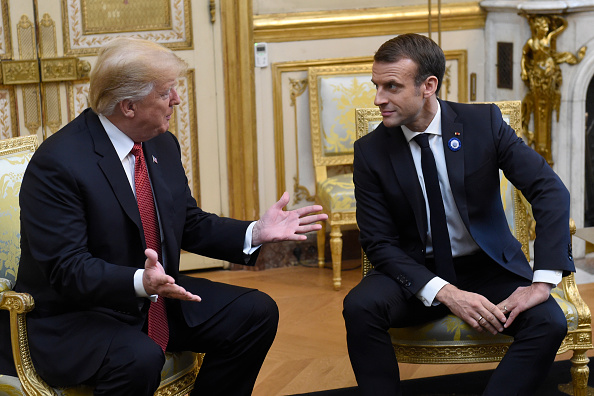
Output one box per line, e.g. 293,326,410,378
436,284,506,335
496,282,553,328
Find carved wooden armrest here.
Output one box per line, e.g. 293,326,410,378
0,290,57,396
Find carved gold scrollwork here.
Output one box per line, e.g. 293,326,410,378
1,13,92,138
289,77,315,205
521,14,587,165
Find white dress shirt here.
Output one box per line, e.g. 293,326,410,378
399,103,561,306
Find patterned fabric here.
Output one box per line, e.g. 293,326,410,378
318,75,375,156
317,173,355,212
0,151,33,285
131,143,169,352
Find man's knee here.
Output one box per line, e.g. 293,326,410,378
517,298,568,343
239,290,279,334
343,287,383,332
93,338,164,395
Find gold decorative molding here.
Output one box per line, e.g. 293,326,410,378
62,0,193,55
393,344,508,363
1,60,39,85
17,15,41,135
40,58,91,82
289,77,314,205
0,87,18,140
254,2,485,43
520,14,586,165
209,0,216,23
272,56,371,200
170,69,201,206
80,0,172,34
221,0,259,220
67,79,90,121
0,0,12,60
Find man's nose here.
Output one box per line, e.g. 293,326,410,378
170,88,181,105
374,89,386,106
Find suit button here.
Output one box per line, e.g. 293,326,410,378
405,282,412,287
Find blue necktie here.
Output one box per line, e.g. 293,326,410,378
413,133,456,283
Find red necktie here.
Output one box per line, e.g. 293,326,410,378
131,142,169,352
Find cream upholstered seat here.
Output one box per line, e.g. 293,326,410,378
355,103,593,396
0,135,203,396
308,63,375,290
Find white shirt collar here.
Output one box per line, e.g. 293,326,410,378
98,113,135,160
401,101,442,143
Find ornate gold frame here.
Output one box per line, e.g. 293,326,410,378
0,0,12,60
61,0,193,55
254,2,486,42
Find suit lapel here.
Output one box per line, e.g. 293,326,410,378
86,111,143,234
386,126,428,242
439,100,471,229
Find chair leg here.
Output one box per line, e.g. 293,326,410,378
317,221,326,268
330,225,342,290
569,348,590,396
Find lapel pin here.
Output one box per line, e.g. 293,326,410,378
448,137,461,152
152,155,158,164
454,132,461,136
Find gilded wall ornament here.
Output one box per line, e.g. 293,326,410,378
521,14,586,165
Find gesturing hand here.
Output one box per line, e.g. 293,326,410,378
436,284,507,335
252,192,328,246
142,249,201,302
496,282,553,328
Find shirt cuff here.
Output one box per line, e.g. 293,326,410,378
533,269,562,287
134,269,158,302
415,277,449,307
244,221,260,256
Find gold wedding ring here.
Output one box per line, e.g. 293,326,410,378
503,306,509,314
477,315,484,324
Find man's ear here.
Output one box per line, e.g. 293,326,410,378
118,100,136,118
423,76,439,98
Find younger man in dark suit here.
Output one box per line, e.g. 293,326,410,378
1,37,327,395
343,33,574,395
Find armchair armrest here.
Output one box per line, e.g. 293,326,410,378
0,289,57,396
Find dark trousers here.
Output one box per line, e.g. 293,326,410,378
343,253,567,396
88,289,279,396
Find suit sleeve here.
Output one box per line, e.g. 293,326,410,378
18,148,139,312
491,104,574,274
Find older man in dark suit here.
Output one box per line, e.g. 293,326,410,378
1,37,327,395
343,33,574,395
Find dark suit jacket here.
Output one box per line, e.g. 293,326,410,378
354,100,574,300
3,108,260,385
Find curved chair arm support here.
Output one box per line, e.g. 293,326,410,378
0,290,57,396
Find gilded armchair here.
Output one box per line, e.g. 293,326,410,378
355,103,593,395
308,64,375,290
0,135,203,396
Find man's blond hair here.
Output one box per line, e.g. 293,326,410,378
89,37,187,115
